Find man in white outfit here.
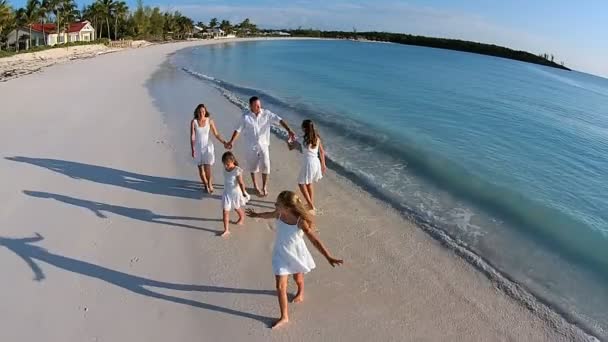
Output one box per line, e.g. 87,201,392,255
226,96,296,196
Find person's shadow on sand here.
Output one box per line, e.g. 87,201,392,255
23,190,223,234
6,156,209,200
7,156,275,208
0,233,275,325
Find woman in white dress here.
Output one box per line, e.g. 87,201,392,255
220,152,250,237
190,104,226,193
287,120,327,211
246,191,343,329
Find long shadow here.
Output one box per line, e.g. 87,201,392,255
0,233,275,325
8,156,277,209
6,156,205,200
23,190,223,234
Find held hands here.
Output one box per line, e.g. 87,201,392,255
245,208,257,218
224,141,233,150
287,130,296,142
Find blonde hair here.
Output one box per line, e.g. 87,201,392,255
276,191,314,229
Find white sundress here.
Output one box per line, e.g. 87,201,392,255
193,119,215,165
297,139,323,185
222,166,249,210
272,216,316,276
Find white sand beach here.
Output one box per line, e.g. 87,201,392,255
0,38,591,341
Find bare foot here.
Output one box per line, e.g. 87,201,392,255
231,219,245,225
262,188,269,197
207,185,214,194
255,188,263,197
292,294,304,303
271,317,289,329
219,231,230,237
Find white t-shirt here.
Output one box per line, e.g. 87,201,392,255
235,109,282,149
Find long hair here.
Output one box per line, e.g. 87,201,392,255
193,104,210,119
276,191,314,229
302,119,319,147
221,151,239,166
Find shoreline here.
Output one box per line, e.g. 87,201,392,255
179,55,600,340
0,37,596,341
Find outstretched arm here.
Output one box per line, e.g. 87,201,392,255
227,115,246,148
16,251,46,281
300,220,343,267
6,233,46,281
279,119,296,140
210,120,226,145
245,208,278,219
227,130,240,148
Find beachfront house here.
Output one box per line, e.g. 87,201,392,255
193,26,204,35
7,21,95,49
203,28,226,39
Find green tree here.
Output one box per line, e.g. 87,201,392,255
60,0,78,26
176,12,192,38
113,0,127,39
131,0,148,38
22,0,40,49
237,18,256,36
148,6,163,39
46,0,62,38
208,17,217,29
0,0,13,49
99,0,115,39
39,0,51,44
13,7,25,51
219,19,231,33
82,2,104,39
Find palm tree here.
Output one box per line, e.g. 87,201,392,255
113,1,127,40
23,0,41,49
14,7,25,51
0,0,13,49
39,0,51,45
208,17,217,29
177,13,192,38
99,0,115,40
60,0,78,31
83,1,103,39
219,19,231,33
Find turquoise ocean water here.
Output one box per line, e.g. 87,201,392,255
170,40,608,338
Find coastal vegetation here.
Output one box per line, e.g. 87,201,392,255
0,0,258,54
285,28,569,71
0,0,567,70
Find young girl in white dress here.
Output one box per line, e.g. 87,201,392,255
287,120,327,211
190,104,227,193
246,191,343,329
220,152,250,237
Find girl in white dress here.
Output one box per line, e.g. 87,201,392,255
190,104,227,193
246,191,343,329
220,152,250,237
287,120,327,211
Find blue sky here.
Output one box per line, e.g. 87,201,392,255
11,0,608,77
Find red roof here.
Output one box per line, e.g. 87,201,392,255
30,21,89,34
